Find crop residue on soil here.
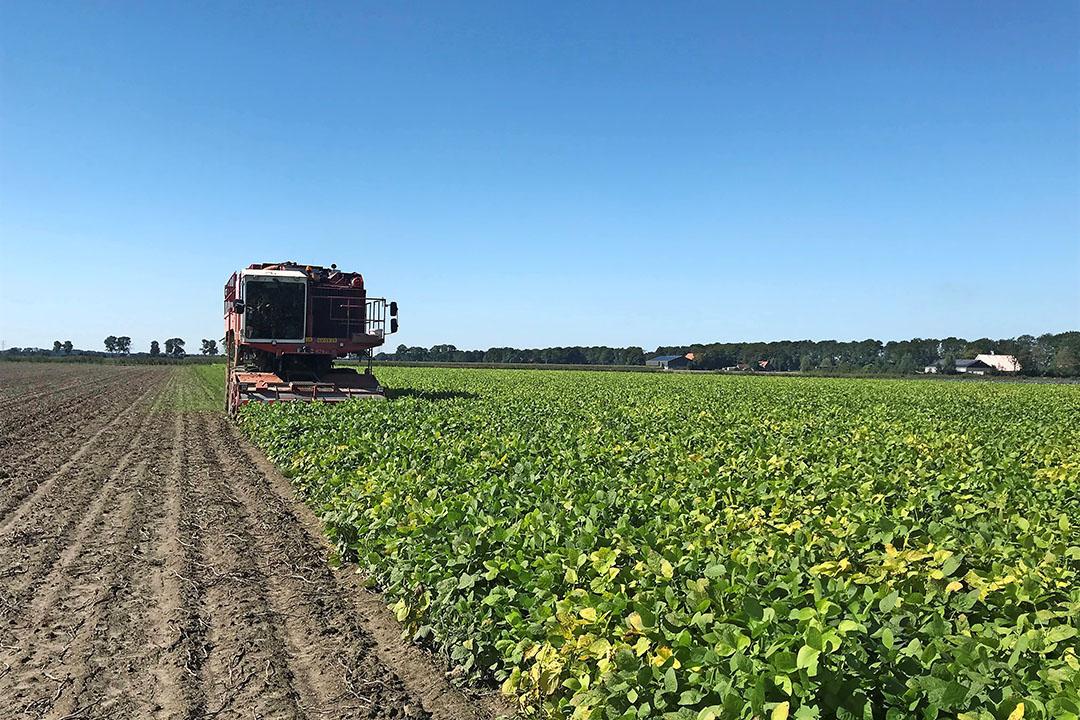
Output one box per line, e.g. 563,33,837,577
0,363,485,720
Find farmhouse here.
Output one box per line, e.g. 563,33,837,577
955,358,993,375
975,353,1021,373
924,357,1005,375
646,354,692,370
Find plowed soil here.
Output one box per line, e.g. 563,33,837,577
0,363,491,720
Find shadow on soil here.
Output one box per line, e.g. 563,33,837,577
384,387,478,402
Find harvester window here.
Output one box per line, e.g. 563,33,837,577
244,280,306,341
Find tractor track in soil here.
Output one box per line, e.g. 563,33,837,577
0,364,495,720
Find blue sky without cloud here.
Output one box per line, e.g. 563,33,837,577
1,1,1077,352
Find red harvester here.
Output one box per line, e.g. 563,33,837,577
224,262,398,414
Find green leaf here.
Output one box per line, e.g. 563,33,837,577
704,563,725,580
1046,626,1077,644
838,620,860,634
941,554,963,577
679,689,704,705
879,590,900,614
796,645,820,673
664,666,678,693
771,651,797,672
615,648,638,672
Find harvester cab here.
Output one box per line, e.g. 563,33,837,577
224,262,398,415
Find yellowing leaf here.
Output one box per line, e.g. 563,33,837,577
1007,703,1024,720
586,637,610,659
772,701,790,720
660,559,674,579
945,581,963,594
579,607,597,623
651,646,679,668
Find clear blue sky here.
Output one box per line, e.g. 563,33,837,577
1,1,1077,353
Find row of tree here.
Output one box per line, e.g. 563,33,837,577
28,338,221,357
143,338,219,356
102,335,191,356
375,331,1080,376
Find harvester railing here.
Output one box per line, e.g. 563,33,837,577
309,291,388,340
365,298,388,340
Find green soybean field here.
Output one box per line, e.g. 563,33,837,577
239,368,1080,720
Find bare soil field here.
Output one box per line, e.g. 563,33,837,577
0,363,488,720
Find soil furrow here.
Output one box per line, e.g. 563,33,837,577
147,410,208,719
0,373,89,414
205,413,425,719
0,368,157,453
0,369,162,465
4,371,181,629
0,379,170,622
187,409,314,718
2,417,171,717
0,363,488,720
0,369,166,515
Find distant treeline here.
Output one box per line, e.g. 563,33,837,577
662,332,1080,375
377,331,1080,376
378,344,647,366
362,359,660,373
